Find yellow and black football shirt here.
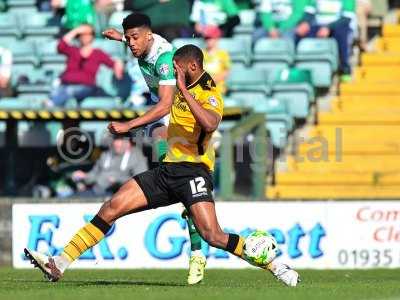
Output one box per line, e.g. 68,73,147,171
164,71,223,171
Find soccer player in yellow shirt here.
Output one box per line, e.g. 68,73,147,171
25,44,299,287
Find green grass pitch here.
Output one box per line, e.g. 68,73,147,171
0,268,399,300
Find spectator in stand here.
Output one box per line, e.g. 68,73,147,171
190,0,241,37
71,136,148,197
0,46,12,98
253,0,309,44
302,0,356,82
125,0,192,41
63,0,96,31
202,26,231,95
49,24,124,107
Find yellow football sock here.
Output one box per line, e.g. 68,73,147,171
62,216,110,262
226,234,245,257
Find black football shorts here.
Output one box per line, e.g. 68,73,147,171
133,162,214,210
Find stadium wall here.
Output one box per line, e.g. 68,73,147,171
4,199,400,269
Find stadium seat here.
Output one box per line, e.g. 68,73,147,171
268,68,314,119
295,38,338,88
172,38,205,49
233,9,255,42
6,0,36,10
0,96,41,109
36,39,66,65
19,12,59,39
15,68,53,94
252,38,294,72
10,64,34,88
0,13,20,38
229,94,293,148
227,66,270,98
80,121,111,146
223,96,243,108
108,11,131,31
96,65,118,97
8,40,38,67
218,38,251,67
80,97,120,109
93,39,125,59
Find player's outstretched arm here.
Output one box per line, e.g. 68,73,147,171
108,85,175,134
174,61,221,133
102,28,124,42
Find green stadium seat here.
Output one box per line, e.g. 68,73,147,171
42,63,66,78
46,122,62,145
80,96,120,109
37,40,66,65
80,121,111,146
10,64,35,87
8,40,38,66
96,65,118,97
0,96,41,109
233,10,255,42
0,13,20,38
223,96,243,108
228,94,293,148
172,38,205,49
6,0,36,12
227,66,270,97
93,39,125,59
0,36,18,45
108,11,130,32
19,12,59,39
218,38,251,67
252,38,295,72
15,68,53,94
295,38,338,88
268,68,314,119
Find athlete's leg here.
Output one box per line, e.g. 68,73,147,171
24,179,150,281
189,201,299,286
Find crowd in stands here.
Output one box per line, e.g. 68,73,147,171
0,0,393,197
0,0,386,105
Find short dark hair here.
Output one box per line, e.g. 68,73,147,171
122,12,151,31
173,44,204,67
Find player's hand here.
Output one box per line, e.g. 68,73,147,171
108,121,131,134
317,27,330,38
173,60,187,92
102,28,123,42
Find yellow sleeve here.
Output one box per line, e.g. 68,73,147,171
200,89,224,117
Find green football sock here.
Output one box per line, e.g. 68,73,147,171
155,139,168,162
185,211,202,251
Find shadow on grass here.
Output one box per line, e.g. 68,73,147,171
5,279,186,287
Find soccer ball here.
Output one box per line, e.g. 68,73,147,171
243,230,277,266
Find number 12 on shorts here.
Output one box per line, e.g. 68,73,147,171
190,177,207,195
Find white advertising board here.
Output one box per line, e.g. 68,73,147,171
12,201,400,269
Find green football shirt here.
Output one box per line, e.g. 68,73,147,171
137,34,176,103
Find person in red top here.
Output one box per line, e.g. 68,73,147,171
50,24,124,107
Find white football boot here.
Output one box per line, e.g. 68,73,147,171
269,262,300,287
24,248,64,282
187,251,206,285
